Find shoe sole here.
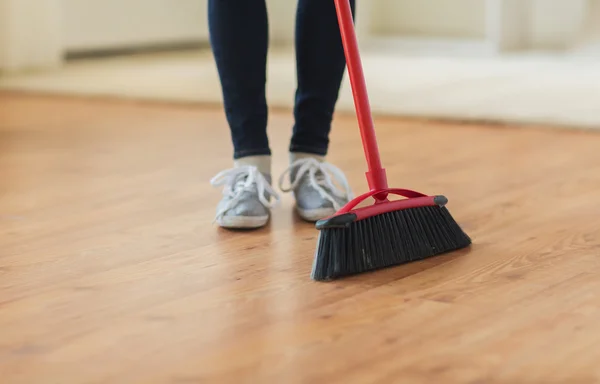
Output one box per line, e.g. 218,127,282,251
217,215,269,229
295,207,336,222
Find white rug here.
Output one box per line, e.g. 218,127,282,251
2,49,600,129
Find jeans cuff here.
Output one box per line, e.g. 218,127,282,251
233,148,271,160
289,144,328,157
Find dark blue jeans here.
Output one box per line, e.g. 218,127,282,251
208,0,356,159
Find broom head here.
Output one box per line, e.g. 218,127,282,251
311,188,471,281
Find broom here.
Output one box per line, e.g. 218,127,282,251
311,0,472,281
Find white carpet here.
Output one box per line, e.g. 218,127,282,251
2,49,600,129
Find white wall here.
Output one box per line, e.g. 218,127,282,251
266,0,296,44
369,0,487,39
581,0,600,43
567,0,600,52
62,0,298,52
0,0,297,71
527,0,587,49
62,0,209,52
3,0,600,72
0,0,62,71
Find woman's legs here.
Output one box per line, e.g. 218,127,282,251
208,0,270,160
208,0,357,227
209,0,355,159
291,0,356,156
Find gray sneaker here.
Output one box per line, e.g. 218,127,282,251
210,166,280,229
278,158,353,222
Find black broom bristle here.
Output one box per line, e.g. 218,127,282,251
311,205,471,281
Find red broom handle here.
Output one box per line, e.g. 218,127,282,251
333,0,388,192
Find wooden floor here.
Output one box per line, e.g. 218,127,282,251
2,92,600,383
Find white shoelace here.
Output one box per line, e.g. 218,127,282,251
278,158,353,211
210,166,280,221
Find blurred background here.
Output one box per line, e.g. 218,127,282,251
1,0,600,128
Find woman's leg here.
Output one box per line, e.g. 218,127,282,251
208,0,277,229
276,0,356,223
290,0,356,156
208,0,270,160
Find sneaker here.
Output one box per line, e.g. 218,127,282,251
210,165,280,229
278,157,353,222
